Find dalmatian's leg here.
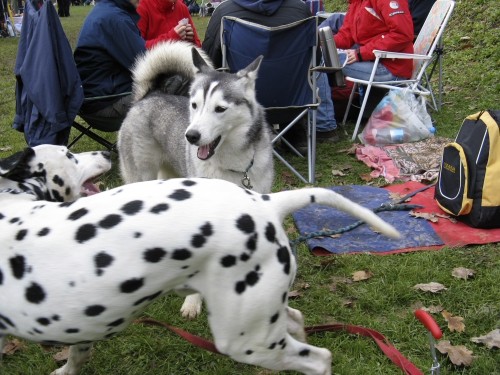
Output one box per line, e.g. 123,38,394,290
50,343,93,375
180,293,203,319
286,307,307,342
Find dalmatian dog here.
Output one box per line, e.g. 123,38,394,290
0,169,399,374
0,145,111,203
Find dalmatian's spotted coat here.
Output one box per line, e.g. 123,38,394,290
0,148,399,375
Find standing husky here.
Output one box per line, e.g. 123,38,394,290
118,41,274,194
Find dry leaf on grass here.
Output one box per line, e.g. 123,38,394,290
53,347,70,362
331,169,346,177
410,211,439,223
452,267,476,280
442,310,465,332
288,290,303,299
424,305,445,314
1,339,24,356
389,191,406,202
435,213,458,223
414,282,447,293
471,329,500,349
435,340,474,366
352,270,373,281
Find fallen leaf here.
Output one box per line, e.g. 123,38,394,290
0,146,13,152
452,267,475,280
288,290,303,299
389,191,406,202
442,310,465,332
53,347,70,362
342,298,355,308
1,339,24,356
423,305,444,314
352,270,373,282
435,340,474,366
414,282,447,293
435,213,458,223
410,211,439,222
360,173,374,182
471,329,500,349
331,169,346,177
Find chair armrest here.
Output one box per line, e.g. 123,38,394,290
83,92,132,102
373,50,431,61
310,66,343,73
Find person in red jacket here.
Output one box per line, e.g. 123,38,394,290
137,0,201,49
334,0,414,81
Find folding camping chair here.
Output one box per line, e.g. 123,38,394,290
341,0,455,142
221,16,320,184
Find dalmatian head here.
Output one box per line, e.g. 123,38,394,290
0,145,112,202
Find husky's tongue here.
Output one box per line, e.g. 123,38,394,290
197,144,211,160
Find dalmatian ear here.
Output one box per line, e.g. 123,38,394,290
0,147,35,180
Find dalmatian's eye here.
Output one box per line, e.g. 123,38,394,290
215,106,227,113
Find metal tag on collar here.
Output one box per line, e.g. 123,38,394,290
241,173,252,189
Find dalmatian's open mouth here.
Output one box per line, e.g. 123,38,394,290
197,136,221,161
81,177,104,197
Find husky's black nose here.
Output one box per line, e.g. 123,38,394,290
185,130,201,145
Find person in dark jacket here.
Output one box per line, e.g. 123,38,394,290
74,0,145,122
202,0,339,143
409,0,435,38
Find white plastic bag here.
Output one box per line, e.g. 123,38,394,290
359,89,435,146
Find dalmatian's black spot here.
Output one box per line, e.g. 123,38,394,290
240,253,250,262
246,233,258,251
245,350,253,355
33,328,43,334
171,248,192,261
84,305,106,316
282,292,287,303
107,318,125,327
168,189,191,201
221,255,237,267
51,189,64,202
182,179,196,186
0,213,5,220
0,321,7,330
134,232,142,238
261,194,270,201
150,203,169,214
10,217,20,224
37,317,51,326
0,267,3,285
121,200,143,215
52,175,64,187
75,224,97,243
99,214,122,229
269,342,277,349
0,314,15,327
120,278,144,293
236,214,255,234
37,227,50,236
133,291,162,306
265,223,276,243
59,201,74,207
299,349,310,357
200,222,213,237
277,246,291,275
65,187,71,196
191,234,206,248
143,248,167,263
94,252,114,276
68,208,89,221
245,270,260,286
25,282,46,304
235,281,246,294
9,255,26,279
104,332,117,339
279,338,286,349
52,315,60,321
270,312,279,324
16,229,28,241
65,328,80,333
310,195,316,203
235,266,261,294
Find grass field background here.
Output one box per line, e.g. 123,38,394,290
0,1,499,374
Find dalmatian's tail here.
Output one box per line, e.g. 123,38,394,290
271,188,400,239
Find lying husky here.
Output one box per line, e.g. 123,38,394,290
0,163,399,374
117,41,274,194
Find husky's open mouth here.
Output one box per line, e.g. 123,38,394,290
197,136,221,160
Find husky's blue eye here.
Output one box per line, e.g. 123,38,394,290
215,106,227,113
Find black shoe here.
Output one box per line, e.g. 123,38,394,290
317,129,340,143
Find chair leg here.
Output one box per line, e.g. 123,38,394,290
341,82,357,136
351,83,373,142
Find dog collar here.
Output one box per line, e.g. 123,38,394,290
229,156,254,190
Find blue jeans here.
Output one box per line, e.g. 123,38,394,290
315,70,337,132
339,53,399,82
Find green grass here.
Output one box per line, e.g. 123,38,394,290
1,2,499,374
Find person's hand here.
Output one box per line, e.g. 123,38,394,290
345,49,359,64
174,24,188,40
184,24,194,42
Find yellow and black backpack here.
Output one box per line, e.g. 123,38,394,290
435,110,500,228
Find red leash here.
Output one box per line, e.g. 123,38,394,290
135,318,423,374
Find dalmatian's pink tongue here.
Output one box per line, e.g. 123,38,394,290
81,181,101,196
197,145,211,160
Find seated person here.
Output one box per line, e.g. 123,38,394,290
409,0,436,38
74,0,146,127
202,0,339,143
137,0,201,48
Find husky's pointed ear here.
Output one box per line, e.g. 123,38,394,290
192,48,213,74
0,147,35,179
236,55,263,82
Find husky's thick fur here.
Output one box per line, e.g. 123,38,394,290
118,41,274,194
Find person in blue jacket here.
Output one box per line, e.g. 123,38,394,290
74,0,146,125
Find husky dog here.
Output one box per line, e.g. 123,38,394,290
118,41,274,194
